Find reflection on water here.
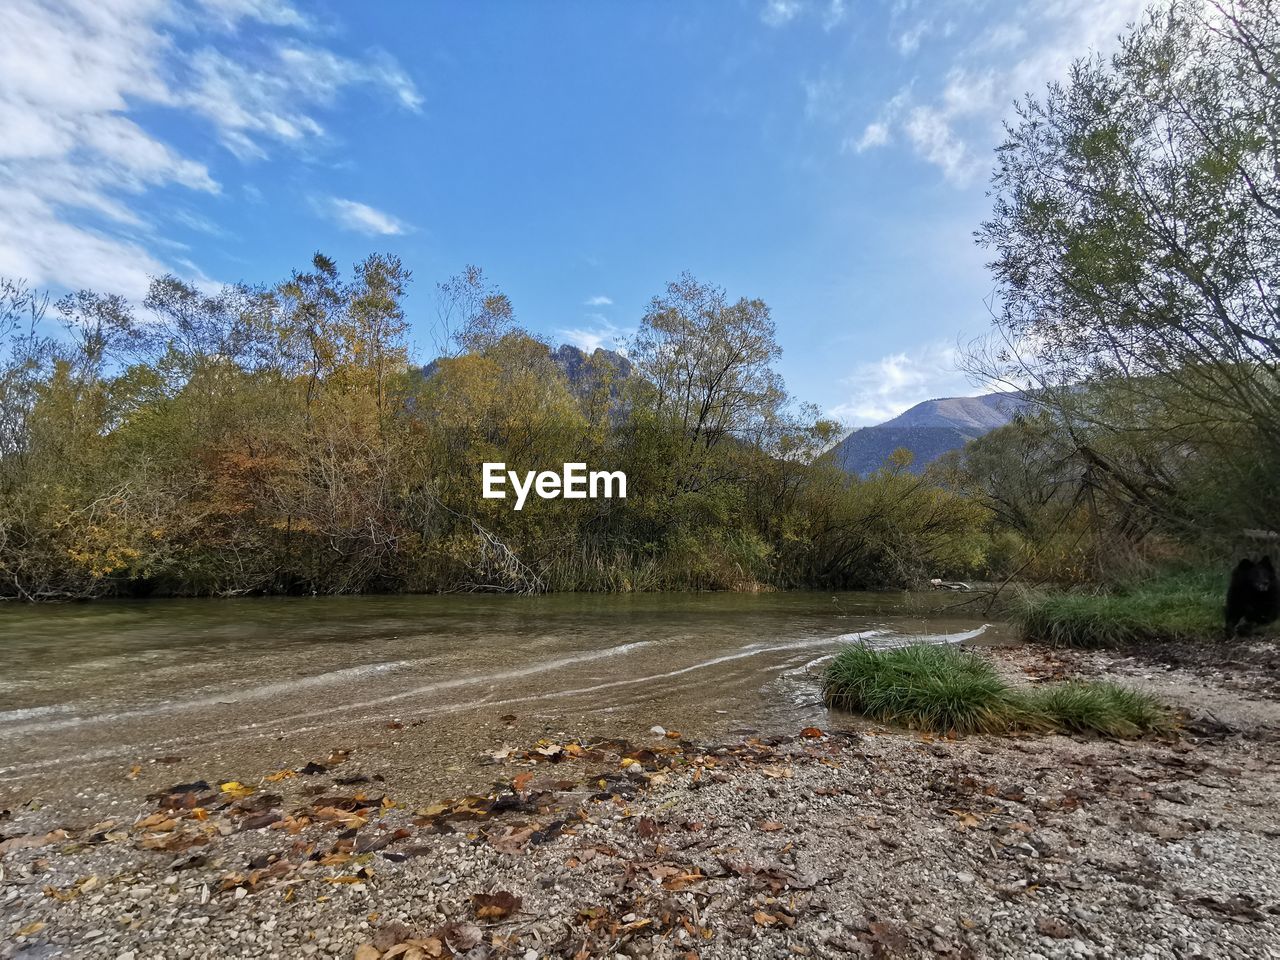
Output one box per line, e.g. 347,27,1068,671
0,591,1006,792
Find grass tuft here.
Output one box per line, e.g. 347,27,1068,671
821,643,1023,734
1018,681,1175,737
1014,571,1223,648
822,643,1173,737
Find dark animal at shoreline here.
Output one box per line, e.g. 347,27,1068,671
1225,556,1279,638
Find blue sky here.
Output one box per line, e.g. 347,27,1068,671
0,0,1147,425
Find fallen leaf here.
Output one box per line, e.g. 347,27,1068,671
219,781,255,799
758,821,785,832
1037,916,1072,939
372,921,414,951
487,825,535,855
473,890,522,920
437,921,483,950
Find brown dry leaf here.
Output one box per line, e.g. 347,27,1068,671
512,771,534,793
1037,916,1072,939
753,910,779,927
14,921,46,937
760,766,793,780
864,920,911,953
635,816,660,838
135,812,177,831
662,871,707,892
264,769,296,783
0,835,51,855
473,890,522,920
311,807,368,828
354,946,381,960
438,921,483,950
758,821,785,833
800,726,825,738
126,764,142,780
487,825,535,855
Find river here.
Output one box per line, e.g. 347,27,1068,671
0,591,1004,804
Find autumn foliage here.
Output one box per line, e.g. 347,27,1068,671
0,263,987,600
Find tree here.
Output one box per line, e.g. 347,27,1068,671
972,0,1280,544
432,264,515,357
629,273,787,451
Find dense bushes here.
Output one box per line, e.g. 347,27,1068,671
0,267,992,600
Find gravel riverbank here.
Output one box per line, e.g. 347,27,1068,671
3,644,1279,960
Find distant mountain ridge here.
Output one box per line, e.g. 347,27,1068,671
418,343,631,393
830,391,1028,477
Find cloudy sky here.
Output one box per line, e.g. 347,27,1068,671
0,0,1148,425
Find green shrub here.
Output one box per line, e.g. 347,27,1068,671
822,643,1173,737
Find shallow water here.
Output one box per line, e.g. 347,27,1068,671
0,591,1006,799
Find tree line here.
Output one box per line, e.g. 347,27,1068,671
0,263,985,600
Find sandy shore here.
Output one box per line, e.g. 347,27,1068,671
3,643,1279,960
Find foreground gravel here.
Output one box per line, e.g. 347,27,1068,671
3,645,1279,960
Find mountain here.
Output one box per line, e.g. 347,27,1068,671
830,391,1029,477
550,344,631,398
418,343,631,394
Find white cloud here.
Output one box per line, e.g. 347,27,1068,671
762,0,847,31
183,46,420,160
761,0,803,27
843,0,1147,188
323,197,409,236
0,0,421,299
584,295,613,307
827,342,973,426
903,104,981,185
853,121,890,152
822,0,846,31
195,0,307,29
558,318,631,353
896,19,931,56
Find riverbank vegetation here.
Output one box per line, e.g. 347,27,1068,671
1016,572,1224,648
822,644,1174,736
0,264,988,600
933,0,1280,641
